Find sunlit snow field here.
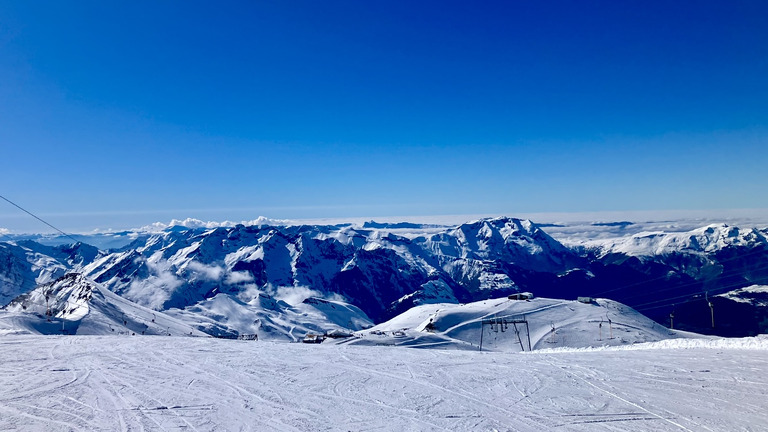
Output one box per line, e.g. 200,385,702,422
1,335,766,431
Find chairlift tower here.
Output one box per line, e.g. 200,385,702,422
598,320,603,341
706,292,715,328
479,315,531,352
607,316,613,339
45,292,51,322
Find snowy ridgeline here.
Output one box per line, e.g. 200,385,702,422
0,274,207,337
0,273,372,341
0,277,699,353
0,335,766,431
3,215,768,340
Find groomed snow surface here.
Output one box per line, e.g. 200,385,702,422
1,335,766,431
345,297,684,352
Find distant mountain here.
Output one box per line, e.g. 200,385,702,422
572,223,768,327
588,223,768,258
362,221,444,229
0,273,372,339
164,294,372,340
1,231,145,250
0,240,98,305
74,217,582,324
1,217,767,338
1,273,206,336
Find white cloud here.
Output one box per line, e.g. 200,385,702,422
123,259,184,310
270,285,346,306
271,286,323,306
225,271,254,285
186,261,224,281
235,283,263,303
135,216,297,233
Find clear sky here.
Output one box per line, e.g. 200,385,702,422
1,1,767,233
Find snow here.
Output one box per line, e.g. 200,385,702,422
717,284,768,305
534,334,768,353
163,292,372,340
7,209,768,249
521,210,768,245
136,217,297,233
5,214,768,343
0,274,208,337
348,296,689,352
0,335,765,431
579,223,768,258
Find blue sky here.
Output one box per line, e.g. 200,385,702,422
1,1,767,232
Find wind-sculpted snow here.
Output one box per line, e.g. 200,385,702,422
0,335,765,431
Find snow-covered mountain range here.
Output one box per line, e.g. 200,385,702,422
2,217,767,338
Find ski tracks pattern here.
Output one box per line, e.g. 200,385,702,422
0,335,766,431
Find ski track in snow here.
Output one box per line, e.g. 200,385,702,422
0,335,766,431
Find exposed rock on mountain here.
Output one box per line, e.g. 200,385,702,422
1,218,767,337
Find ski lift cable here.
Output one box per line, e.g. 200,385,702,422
587,273,768,317
0,232,158,315
2,194,766,326
614,261,768,304
633,277,767,309
588,244,768,298
0,194,82,245
633,289,729,311
0,198,171,329
632,278,765,312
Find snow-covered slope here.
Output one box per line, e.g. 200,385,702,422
343,296,689,351
0,273,207,336
164,294,372,340
0,272,372,340
587,223,768,257
1,335,765,431
0,241,85,305
718,284,768,305
3,216,768,338
423,217,578,271
74,217,580,324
